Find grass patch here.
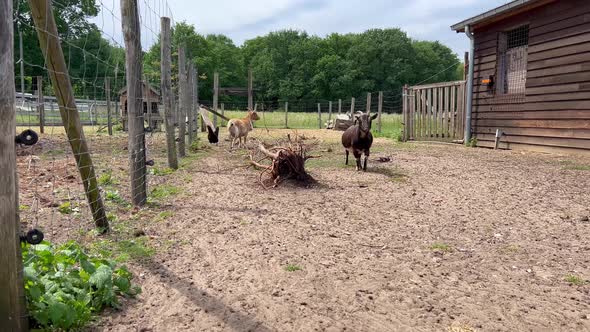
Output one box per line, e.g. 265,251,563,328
430,243,452,252
58,201,74,214
150,167,175,176
284,264,302,272
157,211,173,220
564,164,590,171
104,190,130,207
565,274,586,285
116,238,155,262
98,169,118,186
149,184,180,201
19,204,30,211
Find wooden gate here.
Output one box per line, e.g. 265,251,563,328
402,80,466,142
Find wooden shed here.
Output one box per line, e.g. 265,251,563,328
452,0,590,154
119,83,162,130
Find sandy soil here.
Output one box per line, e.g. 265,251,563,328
17,128,590,331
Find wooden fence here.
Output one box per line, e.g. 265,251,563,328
402,80,466,142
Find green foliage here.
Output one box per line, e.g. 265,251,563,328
149,167,175,176
150,184,180,200
468,138,478,148
104,190,129,206
563,164,590,171
565,275,586,285
58,201,73,214
158,211,174,220
22,241,140,330
98,169,117,186
19,204,30,211
285,264,302,272
430,243,452,252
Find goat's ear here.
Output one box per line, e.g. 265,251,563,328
371,113,378,120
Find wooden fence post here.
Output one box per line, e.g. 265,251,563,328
338,98,342,114
377,91,383,133
366,92,371,114
285,101,288,128
328,100,332,121
194,66,200,137
248,68,253,110
1,0,28,328
121,0,147,206
188,61,199,144
213,72,219,128
402,85,408,141
177,45,187,158
350,97,355,115
37,76,44,133
317,103,322,129
187,63,195,144
160,17,178,169
106,77,113,135
220,103,225,127
29,0,108,228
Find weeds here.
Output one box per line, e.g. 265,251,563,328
105,190,129,207
430,243,452,252
58,201,74,214
98,169,118,186
158,211,174,220
285,264,302,272
149,184,180,200
565,275,586,285
150,167,175,176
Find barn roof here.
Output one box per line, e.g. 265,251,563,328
451,0,556,32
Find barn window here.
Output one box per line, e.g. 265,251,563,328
497,25,529,95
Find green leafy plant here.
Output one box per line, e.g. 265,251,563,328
285,264,302,272
149,184,180,201
150,167,175,176
468,137,478,148
104,190,129,206
565,275,586,285
58,201,73,214
22,241,140,330
98,169,118,186
430,243,452,252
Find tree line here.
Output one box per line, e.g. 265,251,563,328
14,0,463,102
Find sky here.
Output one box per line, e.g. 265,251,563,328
93,0,514,56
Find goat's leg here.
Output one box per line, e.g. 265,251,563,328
345,150,349,165
353,150,362,171
363,150,369,171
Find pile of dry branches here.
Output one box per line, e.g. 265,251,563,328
249,134,319,187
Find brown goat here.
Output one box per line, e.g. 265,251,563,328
341,112,378,171
227,110,260,149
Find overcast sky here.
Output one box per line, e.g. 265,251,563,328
94,0,513,56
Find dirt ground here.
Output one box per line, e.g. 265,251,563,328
16,127,590,331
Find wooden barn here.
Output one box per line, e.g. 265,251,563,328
452,0,590,154
119,82,162,130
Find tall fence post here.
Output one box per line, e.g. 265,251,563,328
338,98,342,114
377,91,383,133
19,29,25,96
106,77,113,135
29,0,108,229
213,71,219,128
403,85,410,141
317,103,322,129
37,76,44,133
328,101,332,121
285,101,288,128
187,63,195,144
177,45,187,158
366,92,371,114
1,0,28,328
160,17,178,169
194,66,201,136
350,97,355,115
121,0,147,206
220,103,225,127
248,68,253,110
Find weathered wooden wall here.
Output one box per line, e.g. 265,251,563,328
471,0,590,154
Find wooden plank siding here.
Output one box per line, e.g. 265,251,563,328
470,0,590,154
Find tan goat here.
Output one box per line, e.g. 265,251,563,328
227,110,260,149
